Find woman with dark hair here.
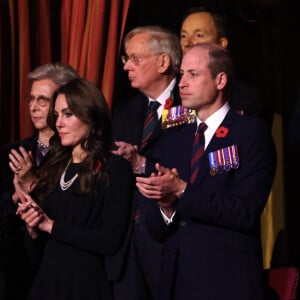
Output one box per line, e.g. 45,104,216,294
15,78,134,300
0,62,79,300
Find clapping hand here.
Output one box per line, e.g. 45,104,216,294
112,141,146,173
136,163,187,209
9,147,36,201
9,146,34,177
16,193,54,239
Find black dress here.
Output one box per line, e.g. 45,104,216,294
27,155,133,300
0,133,45,300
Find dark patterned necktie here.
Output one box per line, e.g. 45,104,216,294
141,101,160,149
190,122,208,183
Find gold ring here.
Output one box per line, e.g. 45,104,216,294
16,165,22,171
15,170,20,175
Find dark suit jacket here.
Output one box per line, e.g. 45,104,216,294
112,87,181,154
229,77,274,129
145,109,277,300
106,85,181,290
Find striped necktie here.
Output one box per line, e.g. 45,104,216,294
141,101,160,149
190,122,208,183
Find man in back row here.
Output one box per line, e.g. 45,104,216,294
180,6,273,127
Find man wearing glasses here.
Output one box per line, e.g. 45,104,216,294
109,25,183,300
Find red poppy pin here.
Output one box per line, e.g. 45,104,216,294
164,97,173,109
215,126,229,138
95,160,102,172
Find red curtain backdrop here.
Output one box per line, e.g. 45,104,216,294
18,0,32,140
0,0,130,144
61,0,130,110
17,0,52,140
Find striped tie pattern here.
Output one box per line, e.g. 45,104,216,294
141,101,160,149
190,122,208,183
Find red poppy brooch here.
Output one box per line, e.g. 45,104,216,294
164,97,173,109
215,126,229,138
95,160,102,172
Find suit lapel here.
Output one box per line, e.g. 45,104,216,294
161,123,196,182
142,84,181,152
129,94,148,146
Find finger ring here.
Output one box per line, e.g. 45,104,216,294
15,170,20,175
16,165,22,171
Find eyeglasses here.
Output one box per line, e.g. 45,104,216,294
121,53,161,66
27,95,51,107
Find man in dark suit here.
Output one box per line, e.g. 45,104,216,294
179,6,273,128
109,25,185,299
136,43,277,299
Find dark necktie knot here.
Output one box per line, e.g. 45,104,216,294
148,101,160,111
197,122,208,134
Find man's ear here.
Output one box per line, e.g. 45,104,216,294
219,37,228,49
216,72,227,90
158,54,171,73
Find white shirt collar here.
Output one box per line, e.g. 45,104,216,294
148,78,176,118
196,102,230,149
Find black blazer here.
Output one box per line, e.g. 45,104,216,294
0,134,40,299
229,77,274,129
112,85,181,155
145,109,277,300
106,85,182,282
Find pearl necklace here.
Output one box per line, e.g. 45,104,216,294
37,139,49,148
60,159,78,191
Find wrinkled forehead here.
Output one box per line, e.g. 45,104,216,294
30,79,59,96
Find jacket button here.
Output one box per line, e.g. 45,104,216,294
180,221,186,226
